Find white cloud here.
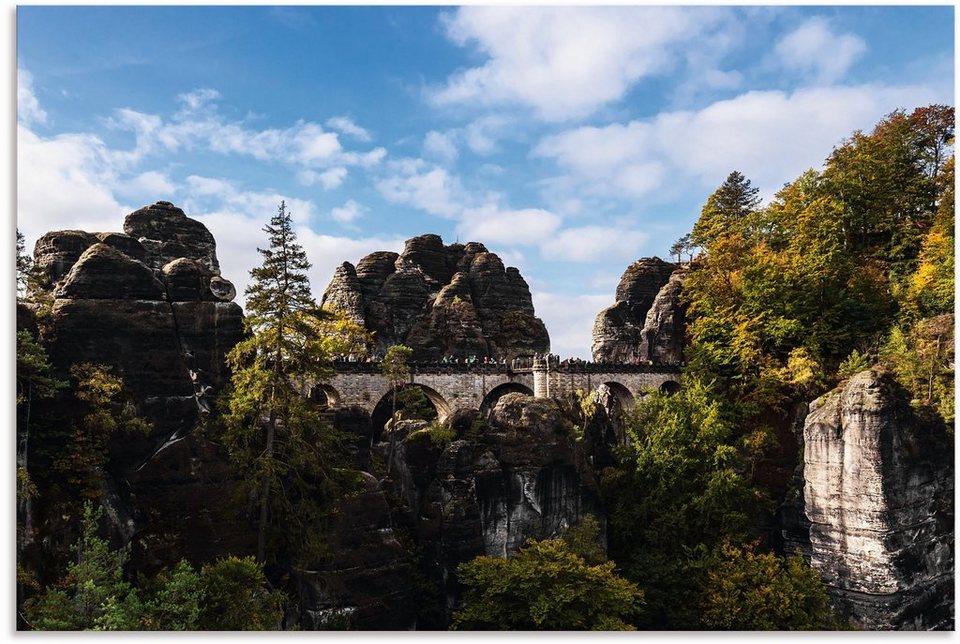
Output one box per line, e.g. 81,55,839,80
531,292,611,360
119,170,177,199
105,92,385,172
326,116,372,142
17,125,129,246
432,6,726,121
183,174,316,225
541,226,649,263
534,82,949,200
331,199,365,225
17,69,47,126
176,88,220,112
464,115,510,155
423,130,459,164
376,160,466,218
774,17,866,84
458,205,561,246
297,167,348,190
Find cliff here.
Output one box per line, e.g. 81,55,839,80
322,234,550,360
31,202,251,566
592,257,687,364
802,369,954,630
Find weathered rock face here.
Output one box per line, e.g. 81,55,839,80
124,201,220,273
321,235,549,360
377,393,605,624
33,202,246,569
297,473,416,630
637,268,688,365
592,257,686,364
802,370,954,630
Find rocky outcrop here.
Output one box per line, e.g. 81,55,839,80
377,394,605,624
33,202,246,570
802,369,954,630
124,201,220,273
592,257,686,364
297,473,416,630
637,268,688,365
321,235,549,360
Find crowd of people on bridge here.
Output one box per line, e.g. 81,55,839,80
329,351,671,369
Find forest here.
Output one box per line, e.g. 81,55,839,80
15,105,954,630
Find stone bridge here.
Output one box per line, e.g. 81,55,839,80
310,358,682,423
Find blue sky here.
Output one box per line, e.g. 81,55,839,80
16,5,954,358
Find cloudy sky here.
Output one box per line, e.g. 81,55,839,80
16,5,954,358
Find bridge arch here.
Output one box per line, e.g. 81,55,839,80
597,381,635,415
309,383,341,410
370,383,452,443
658,380,681,396
480,382,535,417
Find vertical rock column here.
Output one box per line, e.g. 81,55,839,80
802,370,954,630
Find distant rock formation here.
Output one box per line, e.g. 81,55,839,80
322,234,549,360
802,369,954,630
592,257,687,364
32,202,251,565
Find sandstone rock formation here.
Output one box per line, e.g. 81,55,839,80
802,369,954,630
322,234,549,360
32,202,248,568
297,473,416,630
372,393,606,624
592,257,687,364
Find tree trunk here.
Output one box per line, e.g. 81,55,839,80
257,388,278,563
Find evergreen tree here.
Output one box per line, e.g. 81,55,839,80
220,201,350,565
17,229,31,297
691,171,760,247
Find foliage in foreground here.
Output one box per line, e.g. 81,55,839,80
604,381,758,628
453,520,643,630
24,503,285,631
700,542,848,630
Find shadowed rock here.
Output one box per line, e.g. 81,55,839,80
124,201,220,273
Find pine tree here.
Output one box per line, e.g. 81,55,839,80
220,201,349,565
17,229,32,297
691,171,760,247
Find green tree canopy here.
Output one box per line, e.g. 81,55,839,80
453,535,643,631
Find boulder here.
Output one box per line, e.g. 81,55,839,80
54,243,166,301
162,258,213,302
32,230,97,287
802,369,954,630
208,276,236,302
124,201,220,273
